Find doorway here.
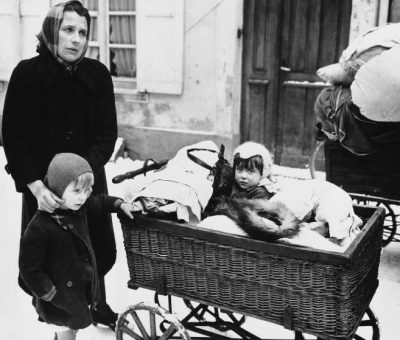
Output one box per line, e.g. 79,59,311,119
241,0,352,167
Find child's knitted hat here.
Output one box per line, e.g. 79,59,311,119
232,142,272,178
46,153,93,197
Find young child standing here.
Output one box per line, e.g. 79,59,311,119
18,153,135,340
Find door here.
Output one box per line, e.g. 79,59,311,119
241,0,352,167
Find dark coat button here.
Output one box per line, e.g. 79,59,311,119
66,131,73,141
68,223,74,229
66,281,73,287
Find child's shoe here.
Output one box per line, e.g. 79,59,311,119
91,304,118,331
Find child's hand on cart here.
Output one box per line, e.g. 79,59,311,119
119,202,137,219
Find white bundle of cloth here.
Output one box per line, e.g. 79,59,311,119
351,45,400,122
317,23,400,86
130,140,219,222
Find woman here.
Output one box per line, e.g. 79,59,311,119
2,0,118,331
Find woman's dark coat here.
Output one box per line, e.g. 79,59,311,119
2,48,118,276
19,194,121,329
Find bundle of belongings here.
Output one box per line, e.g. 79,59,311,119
314,23,400,155
128,140,231,223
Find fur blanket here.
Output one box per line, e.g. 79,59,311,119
200,182,361,252
204,195,300,242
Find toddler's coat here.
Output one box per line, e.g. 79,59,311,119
19,194,122,329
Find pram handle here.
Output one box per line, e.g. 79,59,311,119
112,159,168,184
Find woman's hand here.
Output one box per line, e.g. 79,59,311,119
27,180,64,213
119,202,136,219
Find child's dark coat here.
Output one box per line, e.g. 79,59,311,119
19,194,122,329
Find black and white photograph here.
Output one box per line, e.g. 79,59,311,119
0,0,399,339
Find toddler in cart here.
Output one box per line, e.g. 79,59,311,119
18,153,135,340
200,142,362,251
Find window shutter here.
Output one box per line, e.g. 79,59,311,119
136,0,184,94
0,1,21,81
20,0,49,59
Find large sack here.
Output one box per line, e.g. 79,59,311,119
314,86,376,155
351,46,400,122
317,23,400,85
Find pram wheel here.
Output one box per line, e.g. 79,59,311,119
294,307,379,340
351,195,398,246
115,301,190,340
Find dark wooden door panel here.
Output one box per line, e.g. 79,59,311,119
276,0,351,166
241,0,352,167
247,82,269,143
277,85,323,165
241,0,281,150
318,0,352,67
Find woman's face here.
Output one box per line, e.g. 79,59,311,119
57,11,88,63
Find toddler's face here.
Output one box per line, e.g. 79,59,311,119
235,167,262,190
61,181,92,210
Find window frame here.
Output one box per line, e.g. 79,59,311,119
87,0,137,93
84,0,184,96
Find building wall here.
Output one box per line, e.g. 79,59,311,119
349,0,389,42
116,0,388,160
0,0,391,160
117,0,243,160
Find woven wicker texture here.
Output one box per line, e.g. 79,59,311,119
121,208,382,340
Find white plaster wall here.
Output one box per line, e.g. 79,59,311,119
349,0,389,42
117,0,244,137
20,0,50,59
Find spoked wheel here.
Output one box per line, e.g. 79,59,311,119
116,301,190,340
293,307,380,340
352,195,398,246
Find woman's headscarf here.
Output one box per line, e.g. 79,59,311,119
37,0,90,72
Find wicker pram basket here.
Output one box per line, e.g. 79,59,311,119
119,205,384,340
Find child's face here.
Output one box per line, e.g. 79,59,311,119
61,181,92,210
235,167,262,190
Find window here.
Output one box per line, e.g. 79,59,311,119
0,0,183,95
83,0,184,95
82,0,137,91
